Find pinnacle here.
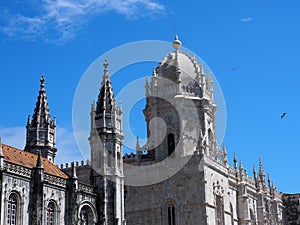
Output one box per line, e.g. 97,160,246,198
31,75,51,128
96,60,116,113
36,150,43,168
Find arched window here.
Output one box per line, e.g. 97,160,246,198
216,195,225,225
168,204,176,225
167,133,175,156
46,202,55,225
7,194,17,225
165,199,176,225
79,205,94,225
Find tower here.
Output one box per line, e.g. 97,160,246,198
25,75,57,162
89,60,125,225
143,35,219,161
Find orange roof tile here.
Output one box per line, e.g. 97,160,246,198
1,144,68,179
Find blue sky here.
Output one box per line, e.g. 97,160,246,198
0,0,300,193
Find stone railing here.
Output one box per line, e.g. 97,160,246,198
78,183,94,194
4,162,31,178
44,174,67,187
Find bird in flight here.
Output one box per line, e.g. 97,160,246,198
232,67,237,71
280,112,287,119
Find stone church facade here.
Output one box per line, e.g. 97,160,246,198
0,36,298,225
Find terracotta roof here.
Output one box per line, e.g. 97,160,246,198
1,144,68,179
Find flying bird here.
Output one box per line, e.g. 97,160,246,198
280,112,287,119
232,67,237,71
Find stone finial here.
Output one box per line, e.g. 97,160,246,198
36,150,43,169
208,72,213,87
233,152,237,169
221,143,228,165
119,102,122,113
103,59,109,77
259,157,264,174
172,35,182,50
253,165,257,179
268,174,271,187
136,136,140,150
71,162,78,179
40,74,45,89
27,115,31,125
145,77,149,97
239,160,243,171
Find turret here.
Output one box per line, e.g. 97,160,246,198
89,60,125,225
25,75,57,162
143,36,219,160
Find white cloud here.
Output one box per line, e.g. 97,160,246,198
240,17,253,23
0,126,26,149
55,126,86,165
0,0,165,43
0,125,85,166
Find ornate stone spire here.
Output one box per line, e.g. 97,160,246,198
25,75,57,162
96,60,116,113
258,157,266,189
31,75,51,127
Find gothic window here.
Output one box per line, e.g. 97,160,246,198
216,195,225,225
168,204,176,225
46,202,55,225
79,205,94,225
167,133,175,156
7,194,17,225
80,209,89,225
164,199,176,225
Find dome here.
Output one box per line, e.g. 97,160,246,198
157,50,203,86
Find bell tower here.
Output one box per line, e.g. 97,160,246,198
143,36,219,160
25,75,57,162
89,60,125,225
